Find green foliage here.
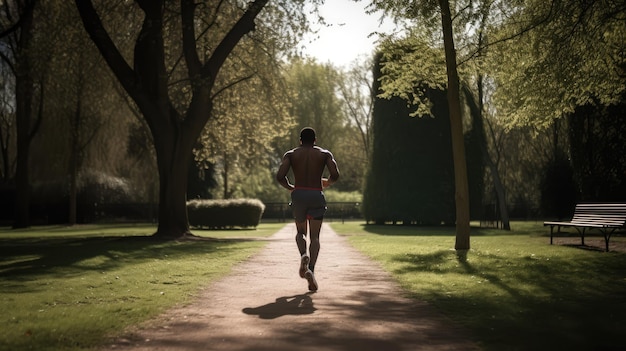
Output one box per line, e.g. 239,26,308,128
489,0,626,127
330,124,369,192
332,221,626,350
377,31,448,117
282,59,347,153
370,0,626,223
187,159,217,200
194,44,293,199
323,189,363,203
75,170,135,204
278,59,369,193
187,199,265,229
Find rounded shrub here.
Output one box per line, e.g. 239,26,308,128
187,198,265,229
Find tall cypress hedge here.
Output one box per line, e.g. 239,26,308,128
363,54,455,225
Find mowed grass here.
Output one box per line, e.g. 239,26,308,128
330,221,626,351
0,223,284,351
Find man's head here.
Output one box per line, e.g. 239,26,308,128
300,127,316,145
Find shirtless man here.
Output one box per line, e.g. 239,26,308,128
276,127,340,291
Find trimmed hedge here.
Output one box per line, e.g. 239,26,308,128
187,198,265,229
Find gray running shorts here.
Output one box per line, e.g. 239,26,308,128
290,188,327,222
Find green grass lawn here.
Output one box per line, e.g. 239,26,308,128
330,221,626,351
0,223,283,351
4,221,625,351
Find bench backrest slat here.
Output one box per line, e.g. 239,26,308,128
570,203,626,227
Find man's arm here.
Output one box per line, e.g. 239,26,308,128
323,150,340,187
276,152,295,191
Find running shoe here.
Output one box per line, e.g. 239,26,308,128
305,269,318,291
299,254,310,278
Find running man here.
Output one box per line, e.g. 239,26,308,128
276,127,340,291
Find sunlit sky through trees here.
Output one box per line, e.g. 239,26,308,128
300,0,397,67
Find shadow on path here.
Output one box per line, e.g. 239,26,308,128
243,293,316,319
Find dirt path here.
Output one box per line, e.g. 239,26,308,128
103,223,480,351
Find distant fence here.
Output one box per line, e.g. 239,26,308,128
262,202,362,223
3,200,544,226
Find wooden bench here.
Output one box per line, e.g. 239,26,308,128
543,203,626,252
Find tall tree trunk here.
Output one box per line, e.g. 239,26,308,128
462,83,511,231
439,0,471,250
69,159,77,225
487,157,510,229
155,140,192,238
12,3,36,229
13,75,32,228
222,153,229,199
68,98,81,226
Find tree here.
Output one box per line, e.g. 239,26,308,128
338,56,375,160
438,0,470,249
0,0,43,228
486,0,626,216
75,0,315,238
194,39,293,200
369,0,470,249
336,57,375,192
283,59,346,153
42,2,108,225
0,59,15,181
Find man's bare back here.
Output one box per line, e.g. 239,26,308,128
276,145,339,191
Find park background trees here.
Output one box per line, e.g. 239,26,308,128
0,0,622,242
365,0,624,238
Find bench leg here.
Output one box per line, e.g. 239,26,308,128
578,227,586,246
601,228,615,252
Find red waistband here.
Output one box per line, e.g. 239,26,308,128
294,186,323,191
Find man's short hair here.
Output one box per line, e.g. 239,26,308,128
300,127,316,144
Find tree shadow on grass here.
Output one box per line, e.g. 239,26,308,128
0,234,259,282
388,249,626,350
362,224,457,237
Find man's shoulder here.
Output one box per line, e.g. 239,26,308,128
314,146,334,157
313,146,331,153
283,148,297,156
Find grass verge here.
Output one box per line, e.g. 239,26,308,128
0,223,284,351
330,221,626,351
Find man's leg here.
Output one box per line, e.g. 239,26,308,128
308,218,322,272
302,218,321,291
295,220,309,278
295,220,308,256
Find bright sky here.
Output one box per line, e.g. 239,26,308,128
300,0,398,68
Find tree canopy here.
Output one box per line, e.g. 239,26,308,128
74,0,319,238
489,0,626,127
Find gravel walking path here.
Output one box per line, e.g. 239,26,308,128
103,223,479,351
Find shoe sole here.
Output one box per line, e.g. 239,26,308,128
299,255,310,278
305,270,318,291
